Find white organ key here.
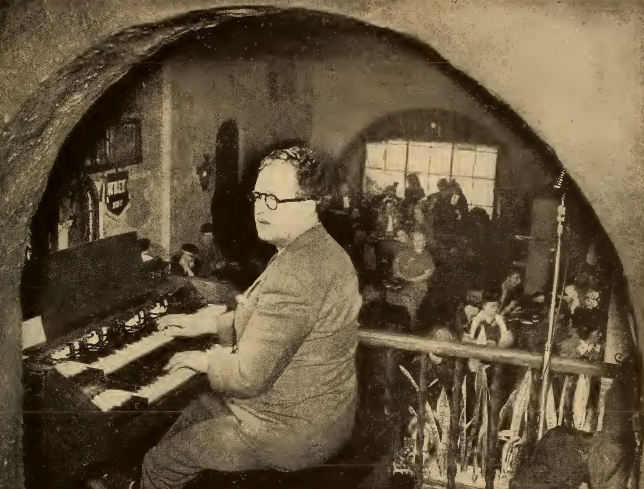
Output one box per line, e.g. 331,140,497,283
205,304,228,316
124,316,139,327
92,389,134,412
137,368,197,404
54,360,90,378
91,331,173,375
149,303,164,317
136,345,226,403
50,345,72,361
86,331,100,346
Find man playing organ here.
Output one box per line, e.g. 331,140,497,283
136,146,362,489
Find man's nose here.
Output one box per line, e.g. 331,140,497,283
256,200,272,213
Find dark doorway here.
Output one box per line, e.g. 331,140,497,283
211,119,240,260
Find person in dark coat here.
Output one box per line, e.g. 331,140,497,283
195,223,227,278
402,173,425,218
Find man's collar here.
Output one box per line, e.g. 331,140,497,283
281,222,325,255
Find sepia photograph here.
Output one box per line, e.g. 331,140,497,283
1,2,643,489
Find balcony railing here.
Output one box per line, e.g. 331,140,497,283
356,328,628,489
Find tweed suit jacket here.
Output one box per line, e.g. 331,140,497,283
205,223,362,470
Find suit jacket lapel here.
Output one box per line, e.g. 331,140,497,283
233,224,326,339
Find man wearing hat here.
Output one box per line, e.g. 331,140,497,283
170,243,200,277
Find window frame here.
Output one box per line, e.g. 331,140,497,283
363,140,499,217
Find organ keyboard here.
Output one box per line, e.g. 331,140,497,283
22,232,240,489
63,329,174,376
90,368,201,411
25,290,228,410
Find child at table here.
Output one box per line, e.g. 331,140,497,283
462,291,514,385
464,289,514,349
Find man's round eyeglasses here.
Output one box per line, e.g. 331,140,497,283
248,192,310,211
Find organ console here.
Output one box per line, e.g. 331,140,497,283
22,232,234,489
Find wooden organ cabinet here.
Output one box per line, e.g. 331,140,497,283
22,233,231,489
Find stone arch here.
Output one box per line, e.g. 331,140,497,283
0,6,640,489
348,108,506,143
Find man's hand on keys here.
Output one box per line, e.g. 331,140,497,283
157,313,217,337
164,351,210,373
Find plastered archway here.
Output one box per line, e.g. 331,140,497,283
0,5,642,488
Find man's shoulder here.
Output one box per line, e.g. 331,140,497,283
312,230,351,258
278,227,355,278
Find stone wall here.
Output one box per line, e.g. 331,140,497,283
0,2,642,488
162,20,554,253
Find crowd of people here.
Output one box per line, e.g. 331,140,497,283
335,177,623,489
318,171,615,371
138,222,267,290
319,173,528,348
136,170,609,364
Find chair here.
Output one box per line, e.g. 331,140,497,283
85,359,389,489
185,399,388,489
85,413,385,489
185,440,374,489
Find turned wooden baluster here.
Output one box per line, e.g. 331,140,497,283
447,357,465,489
384,348,401,469
415,354,429,489
486,363,506,489
596,377,614,432
57,219,74,250
361,346,404,489
572,373,593,431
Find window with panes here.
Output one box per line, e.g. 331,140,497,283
364,141,498,216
